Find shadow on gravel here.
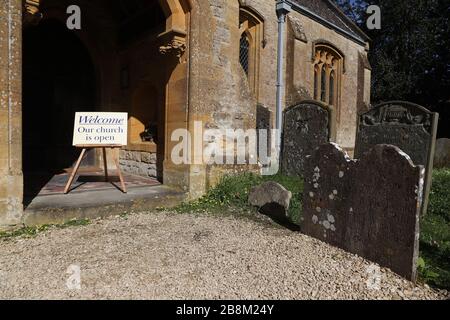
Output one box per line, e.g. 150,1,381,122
259,203,301,232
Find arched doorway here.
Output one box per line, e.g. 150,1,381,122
22,0,192,204
23,19,96,200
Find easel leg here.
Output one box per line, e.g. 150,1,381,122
102,147,109,182
64,148,87,194
112,149,127,193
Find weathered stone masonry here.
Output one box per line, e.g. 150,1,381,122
0,0,23,228
120,150,158,179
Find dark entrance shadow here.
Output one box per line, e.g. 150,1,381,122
23,170,64,208
259,203,301,232
23,19,96,206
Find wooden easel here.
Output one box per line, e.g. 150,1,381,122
64,145,127,194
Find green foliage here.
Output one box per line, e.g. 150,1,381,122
419,169,450,289
175,173,304,224
333,0,367,25
0,218,91,241
417,257,440,284
175,172,260,215
428,169,450,221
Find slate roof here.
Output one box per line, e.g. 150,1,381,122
289,0,370,44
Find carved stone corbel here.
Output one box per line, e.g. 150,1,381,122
158,29,187,60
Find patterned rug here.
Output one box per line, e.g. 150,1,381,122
24,167,161,196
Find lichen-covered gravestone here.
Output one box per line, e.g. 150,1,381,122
355,101,438,215
301,143,353,248
281,101,333,176
302,143,424,281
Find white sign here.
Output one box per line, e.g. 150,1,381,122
72,112,128,146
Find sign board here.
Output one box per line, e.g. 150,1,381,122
72,112,128,146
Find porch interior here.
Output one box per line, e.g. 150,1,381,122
23,167,186,227
21,0,188,226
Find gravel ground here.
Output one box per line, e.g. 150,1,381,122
0,211,448,300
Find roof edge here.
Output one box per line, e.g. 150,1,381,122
285,0,370,47
325,0,371,42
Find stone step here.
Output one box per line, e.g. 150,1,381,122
22,185,187,227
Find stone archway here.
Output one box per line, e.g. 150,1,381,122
22,0,192,187
23,0,190,56
0,0,194,229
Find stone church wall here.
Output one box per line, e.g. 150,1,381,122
0,0,371,229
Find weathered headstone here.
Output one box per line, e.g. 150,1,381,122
281,101,333,176
302,143,353,248
302,143,424,281
355,101,438,215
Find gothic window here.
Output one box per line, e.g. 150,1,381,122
313,44,343,120
314,65,319,99
329,70,335,106
240,33,250,76
320,66,327,102
239,6,264,98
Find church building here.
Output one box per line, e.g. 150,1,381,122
0,0,370,228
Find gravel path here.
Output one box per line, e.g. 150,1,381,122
0,211,448,300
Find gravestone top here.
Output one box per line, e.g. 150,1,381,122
359,101,434,132
302,143,423,281
355,101,438,215
281,100,334,177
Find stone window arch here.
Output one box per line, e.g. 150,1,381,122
313,44,344,121
239,5,264,98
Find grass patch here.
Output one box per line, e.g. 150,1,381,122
175,172,303,224
419,169,450,290
427,169,450,221
0,218,91,241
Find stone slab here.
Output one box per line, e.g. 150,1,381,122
281,101,331,176
302,143,424,281
355,101,438,215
